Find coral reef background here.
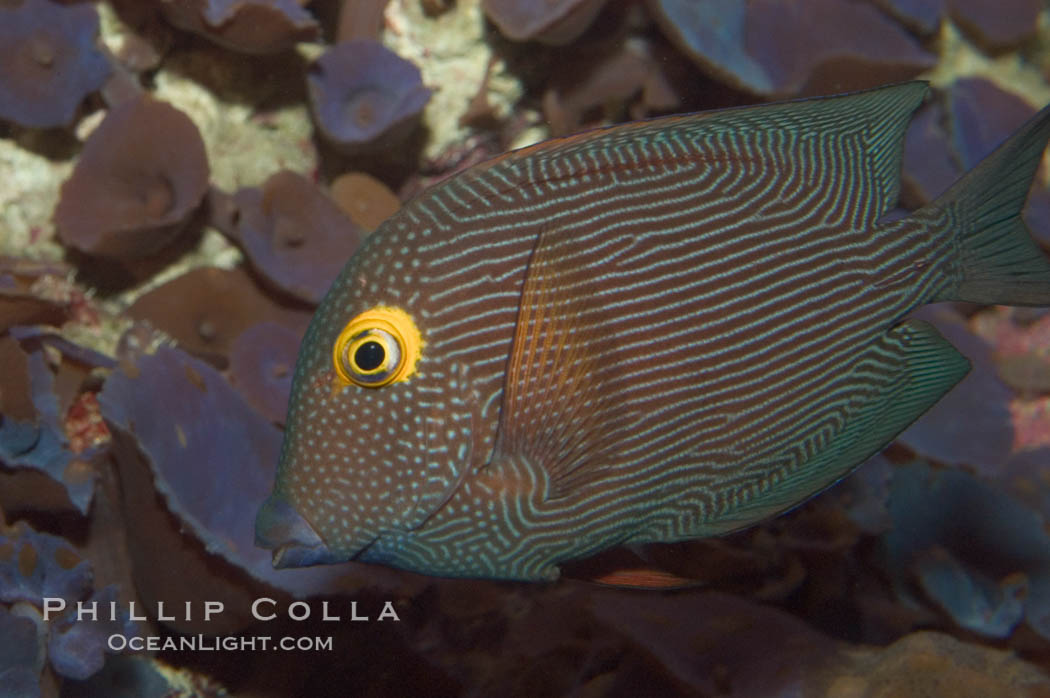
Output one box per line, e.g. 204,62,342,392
3,0,1050,696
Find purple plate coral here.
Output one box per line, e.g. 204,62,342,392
228,321,300,424
157,0,320,54
899,306,1015,470
46,586,138,681
0,518,140,684
0,0,111,129
901,101,960,205
228,171,367,304
0,521,92,606
483,0,608,44
99,342,410,633
902,78,1050,245
126,266,310,367
649,0,935,96
949,78,1037,170
0,343,102,514
872,0,944,35
329,171,401,233
543,37,684,135
54,96,210,260
307,39,431,152
884,460,1050,639
0,606,42,698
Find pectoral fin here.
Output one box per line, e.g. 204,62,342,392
491,226,640,497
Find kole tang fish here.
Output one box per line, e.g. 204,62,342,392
257,82,1050,581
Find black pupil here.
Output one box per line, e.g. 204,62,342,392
354,341,385,371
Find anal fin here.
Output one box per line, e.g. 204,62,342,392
716,319,970,528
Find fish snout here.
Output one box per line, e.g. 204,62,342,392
255,494,344,568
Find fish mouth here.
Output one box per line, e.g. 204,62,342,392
255,494,346,568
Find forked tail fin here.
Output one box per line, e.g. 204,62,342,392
928,101,1050,305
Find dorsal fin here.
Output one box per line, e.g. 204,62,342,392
491,226,640,497
451,81,928,229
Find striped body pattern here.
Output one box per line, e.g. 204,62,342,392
257,82,1050,580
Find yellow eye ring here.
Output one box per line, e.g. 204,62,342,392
332,306,422,388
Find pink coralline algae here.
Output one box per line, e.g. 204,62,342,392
649,0,935,96
156,0,320,54
0,0,111,128
227,171,367,304
308,40,431,152
54,96,210,260
0,257,95,332
0,338,106,515
976,309,1050,395
0,276,68,335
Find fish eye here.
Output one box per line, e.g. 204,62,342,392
332,306,422,388
355,340,386,371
